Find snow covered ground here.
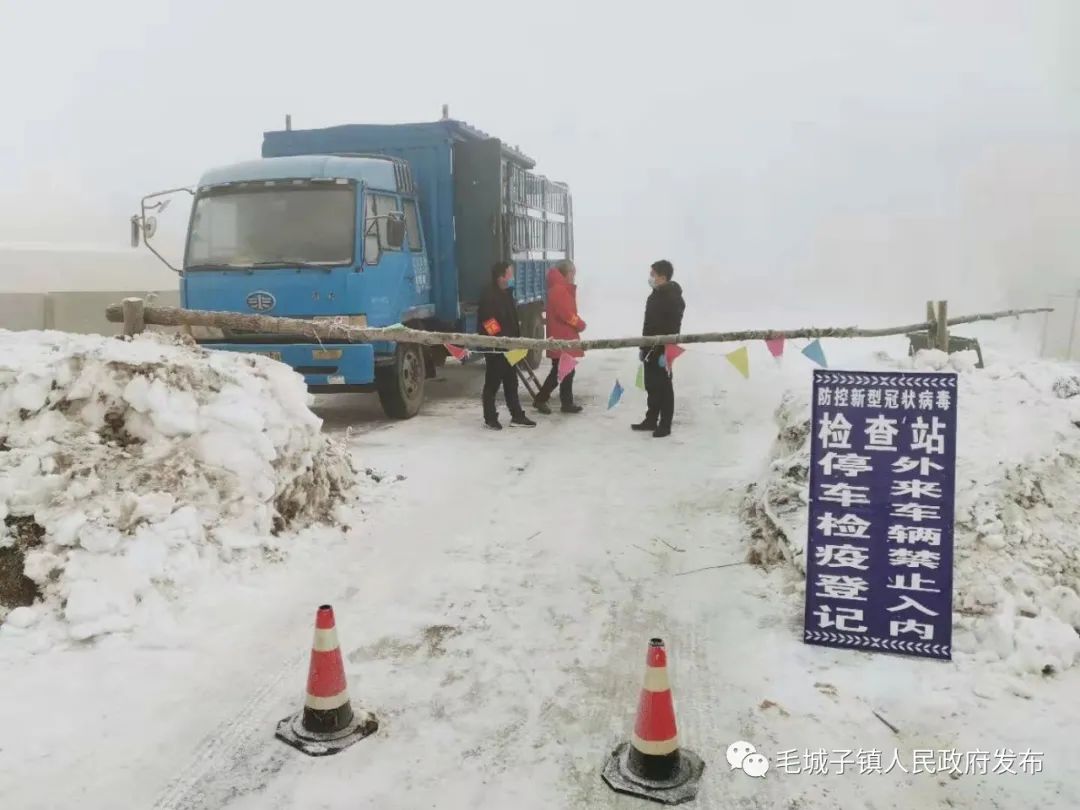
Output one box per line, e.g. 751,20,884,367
0,331,353,649
747,347,1080,679
1,309,1078,810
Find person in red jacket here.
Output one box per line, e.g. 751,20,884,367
533,260,586,414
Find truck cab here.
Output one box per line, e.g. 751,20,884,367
135,117,573,419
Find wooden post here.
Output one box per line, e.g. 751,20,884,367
935,300,949,352
121,297,146,337
926,301,937,349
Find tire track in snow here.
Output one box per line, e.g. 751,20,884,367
151,349,743,809
152,650,304,810
148,405,555,808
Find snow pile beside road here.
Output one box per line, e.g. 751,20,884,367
0,330,354,645
745,349,1080,675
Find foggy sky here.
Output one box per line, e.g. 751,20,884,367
2,0,1078,320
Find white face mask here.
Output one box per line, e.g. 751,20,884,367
648,276,658,288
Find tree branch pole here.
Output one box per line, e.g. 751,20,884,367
104,303,1052,353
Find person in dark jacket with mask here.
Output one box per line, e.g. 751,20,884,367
633,259,685,438
477,261,537,430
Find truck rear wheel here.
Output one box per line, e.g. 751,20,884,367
376,343,426,419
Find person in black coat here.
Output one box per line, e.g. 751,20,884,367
633,259,685,438
477,261,537,430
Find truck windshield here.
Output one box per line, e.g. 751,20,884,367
185,182,356,269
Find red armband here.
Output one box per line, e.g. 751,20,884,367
482,318,502,336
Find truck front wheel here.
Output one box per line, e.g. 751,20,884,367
376,343,426,419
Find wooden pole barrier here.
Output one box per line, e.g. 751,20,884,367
104,302,1052,354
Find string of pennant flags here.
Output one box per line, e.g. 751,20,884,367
443,336,831,411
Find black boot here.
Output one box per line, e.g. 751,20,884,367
533,397,552,415
652,424,671,438
510,413,537,428
485,418,503,431
632,417,658,432
561,402,583,414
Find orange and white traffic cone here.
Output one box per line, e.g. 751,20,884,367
601,638,705,805
275,604,378,756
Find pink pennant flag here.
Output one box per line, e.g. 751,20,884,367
765,338,785,360
664,344,685,369
445,344,468,361
557,352,578,383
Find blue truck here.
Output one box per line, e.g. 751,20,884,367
131,112,574,418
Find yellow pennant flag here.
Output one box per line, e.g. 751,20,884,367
505,348,528,366
726,346,750,379
635,363,646,390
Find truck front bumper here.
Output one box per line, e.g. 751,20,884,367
201,342,376,388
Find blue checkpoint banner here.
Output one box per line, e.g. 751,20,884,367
803,370,958,661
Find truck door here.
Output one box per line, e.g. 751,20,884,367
452,138,504,308
363,191,428,325
402,197,433,316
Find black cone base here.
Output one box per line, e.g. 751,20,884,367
302,702,354,733
601,742,705,805
275,706,378,757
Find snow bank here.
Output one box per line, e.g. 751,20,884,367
0,330,353,645
744,349,1080,675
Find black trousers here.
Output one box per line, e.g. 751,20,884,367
643,351,675,428
482,354,524,421
535,358,575,405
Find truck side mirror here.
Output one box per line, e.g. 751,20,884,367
386,213,406,250
130,214,157,247
131,185,193,274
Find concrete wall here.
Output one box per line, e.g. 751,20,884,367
0,290,178,335
45,290,180,336
0,293,48,332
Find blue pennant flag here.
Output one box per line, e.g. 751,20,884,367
608,379,625,410
802,339,828,368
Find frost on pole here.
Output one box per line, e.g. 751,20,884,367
803,370,958,660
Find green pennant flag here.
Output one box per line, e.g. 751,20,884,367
635,363,645,390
